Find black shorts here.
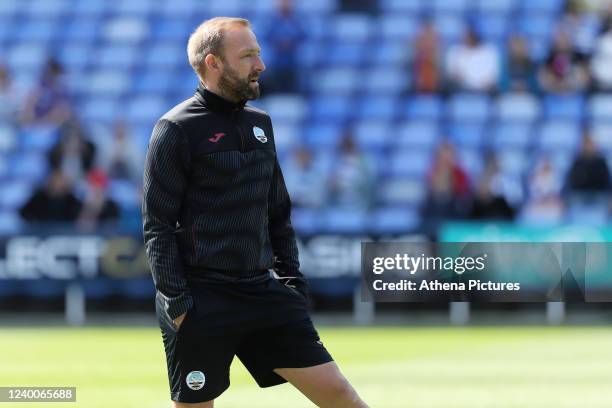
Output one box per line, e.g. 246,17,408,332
155,273,333,403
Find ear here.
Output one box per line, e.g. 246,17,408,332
204,54,222,73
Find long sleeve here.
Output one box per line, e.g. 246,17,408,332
142,119,193,321
268,157,301,277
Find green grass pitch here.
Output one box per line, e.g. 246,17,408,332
1,326,611,407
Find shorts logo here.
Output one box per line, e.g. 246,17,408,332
186,371,205,390
253,126,267,143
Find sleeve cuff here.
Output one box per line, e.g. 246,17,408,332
159,291,194,322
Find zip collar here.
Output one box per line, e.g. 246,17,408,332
195,82,246,113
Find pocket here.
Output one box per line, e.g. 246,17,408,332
176,307,194,333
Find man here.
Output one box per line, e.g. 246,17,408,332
142,17,368,408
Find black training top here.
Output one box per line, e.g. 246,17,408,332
142,83,300,321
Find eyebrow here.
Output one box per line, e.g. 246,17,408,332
239,48,261,55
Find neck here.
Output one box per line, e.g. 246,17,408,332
201,81,242,104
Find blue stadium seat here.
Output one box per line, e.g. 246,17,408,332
378,16,418,41
70,0,108,15
434,15,465,43
113,0,155,16
144,42,184,69
133,72,175,94
304,123,343,149
404,96,443,120
369,206,420,234
88,71,130,96
331,14,373,42
263,95,308,122
0,210,21,234
544,95,585,120
326,42,367,65
495,93,541,122
518,15,554,40
321,208,367,234
377,179,426,206
102,17,150,43
0,181,33,211
310,96,352,122
99,44,141,69
519,0,563,13
151,18,190,41
7,43,48,71
475,14,510,43
386,149,432,177
363,68,407,95
396,121,439,149
125,95,167,124
498,149,529,176
58,44,93,72
108,180,139,210
433,0,471,14
356,96,397,120
291,208,321,235
457,148,484,177
19,126,59,151
588,94,612,121
0,126,16,153
296,40,324,68
14,19,58,42
380,0,423,13
447,94,491,122
312,67,359,94
26,0,69,17
10,152,48,182
448,123,484,147
81,97,120,123
474,0,515,14
353,120,391,150
591,123,612,153
373,40,409,66
491,122,532,150
538,121,580,152
270,121,300,153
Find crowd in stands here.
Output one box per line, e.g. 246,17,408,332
0,0,610,234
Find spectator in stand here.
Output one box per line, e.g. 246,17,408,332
328,130,373,209
423,141,471,219
591,15,612,90
538,30,590,93
0,65,19,124
262,0,305,94
77,169,120,229
446,26,500,92
566,132,611,192
48,118,96,184
500,34,537,92
559,0,600,56
19,169,82,223
97,120,143,182
20,58,71,126
282,146,328,208
469,154,521,220
412,19,440,93
520,158,564,224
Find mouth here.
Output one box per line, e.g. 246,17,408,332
249,77,259,85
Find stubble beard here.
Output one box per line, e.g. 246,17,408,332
218,64,260,103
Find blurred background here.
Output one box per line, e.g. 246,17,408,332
0,0,612,407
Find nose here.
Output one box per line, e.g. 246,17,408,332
255,55,265,73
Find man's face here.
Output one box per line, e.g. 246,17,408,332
217,26,266,102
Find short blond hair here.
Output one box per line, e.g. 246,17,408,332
187,17,250,80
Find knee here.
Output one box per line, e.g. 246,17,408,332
323,377,360,405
